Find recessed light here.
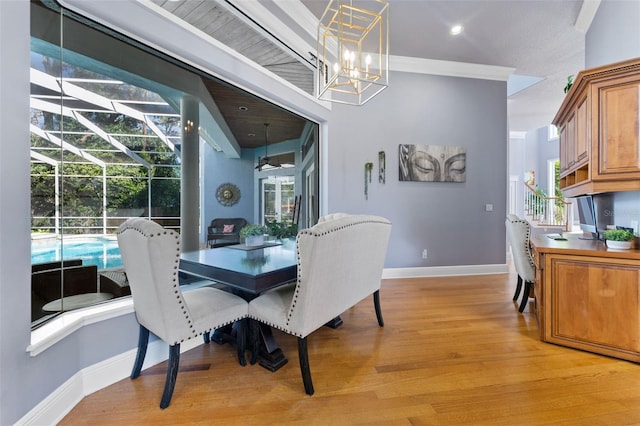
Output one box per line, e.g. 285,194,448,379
450,25,463,36
239,106,248,111
248,133,255,137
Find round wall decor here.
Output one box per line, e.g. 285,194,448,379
216,182,240,206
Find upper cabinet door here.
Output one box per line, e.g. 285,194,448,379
575,95,589,166
593,76,640,180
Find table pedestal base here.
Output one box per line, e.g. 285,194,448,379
257,323,288,371
325,316,343,329
205,316,343,372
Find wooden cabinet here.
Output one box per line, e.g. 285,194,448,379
531,234,640,363
544,254,640,362
553,57,640,198
592,73,640,181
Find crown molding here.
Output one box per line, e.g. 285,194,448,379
391,55,514,81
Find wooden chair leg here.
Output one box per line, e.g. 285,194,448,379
297,337,314,396
160,343,181,409
131,324,149,379
373,290,384,327
518,281,532,313
236,319,247,366
513,275,523,301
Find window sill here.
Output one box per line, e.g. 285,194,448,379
26,280,214,356
27,297,134,356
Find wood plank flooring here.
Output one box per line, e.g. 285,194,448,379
60,268,640,425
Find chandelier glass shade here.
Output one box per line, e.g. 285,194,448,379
316,0,389,106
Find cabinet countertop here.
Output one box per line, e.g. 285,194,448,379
531,233,640,260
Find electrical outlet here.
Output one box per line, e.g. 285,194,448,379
422,249,428,259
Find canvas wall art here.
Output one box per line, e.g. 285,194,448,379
399,144,466,182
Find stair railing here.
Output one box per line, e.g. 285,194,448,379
524,183,572,231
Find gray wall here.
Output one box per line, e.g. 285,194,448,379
586,0,640,68
325,72,508,267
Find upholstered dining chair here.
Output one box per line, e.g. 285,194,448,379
117,218,249,409
505,214,536,313
248,213,392,395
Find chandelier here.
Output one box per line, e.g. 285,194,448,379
316,0,389,106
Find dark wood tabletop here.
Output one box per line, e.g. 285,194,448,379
179,240,297,296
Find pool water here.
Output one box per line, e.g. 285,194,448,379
31,237,123,269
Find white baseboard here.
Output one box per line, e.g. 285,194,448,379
382,263,508,279
16,338,202,426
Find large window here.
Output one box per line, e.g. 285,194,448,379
30,2,183,326
29,1,319,328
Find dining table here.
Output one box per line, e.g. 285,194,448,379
179,240,297,371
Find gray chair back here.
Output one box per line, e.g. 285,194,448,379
287,214,391,337
117,218,194,345
505,214,535,283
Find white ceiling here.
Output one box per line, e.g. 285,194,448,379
150,0,598,134
270,0,598,133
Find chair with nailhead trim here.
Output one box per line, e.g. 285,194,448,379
505,214,536,312
248,213,391,395
117,218,249,409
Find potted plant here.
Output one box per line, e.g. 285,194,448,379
240,224,268,246
266,220,298,239
603,229,635,249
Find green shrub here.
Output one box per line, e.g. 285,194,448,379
267,220,298,239
603,229,635,241
239,224,268,238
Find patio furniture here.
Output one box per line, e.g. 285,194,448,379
207,218,248,248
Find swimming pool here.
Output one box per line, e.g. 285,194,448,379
31,236,123,269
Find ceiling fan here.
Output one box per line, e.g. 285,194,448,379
256,122,281,171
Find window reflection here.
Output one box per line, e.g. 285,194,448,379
29,1,319,328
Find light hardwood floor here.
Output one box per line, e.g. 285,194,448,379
60,268,640,425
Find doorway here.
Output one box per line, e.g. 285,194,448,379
261,176,295,224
